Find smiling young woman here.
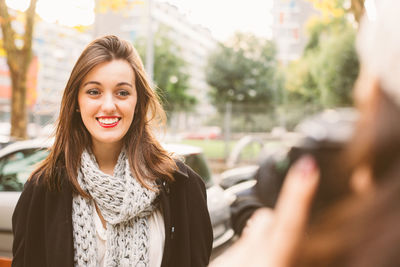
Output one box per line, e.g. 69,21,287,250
11,35,213,267
77,60,138,174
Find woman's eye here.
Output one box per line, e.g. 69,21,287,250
117,90,130,97
87,89,100,96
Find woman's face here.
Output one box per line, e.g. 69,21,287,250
78,59,137,149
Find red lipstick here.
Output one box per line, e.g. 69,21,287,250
96,116,120,128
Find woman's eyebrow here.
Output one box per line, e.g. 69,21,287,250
82,81,133,88
82,81,101,87
117,82,133,88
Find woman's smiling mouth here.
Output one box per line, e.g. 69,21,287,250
96,116,121,128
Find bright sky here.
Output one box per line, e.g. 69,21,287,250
7,0,272,40
6,0,95,27
163,0,274,40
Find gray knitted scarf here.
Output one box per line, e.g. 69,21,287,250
72,149,158,267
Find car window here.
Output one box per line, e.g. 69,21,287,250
0,148,49,192
183,153,213,187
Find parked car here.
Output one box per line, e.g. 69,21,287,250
0,122,51,139
0,138,234,257
225,179,260,236
218,164,259,190
0,135,12,150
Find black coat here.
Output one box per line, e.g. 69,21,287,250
12,161,213,267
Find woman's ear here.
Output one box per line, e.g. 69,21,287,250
350,164,374,195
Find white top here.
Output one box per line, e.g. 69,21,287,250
93,206,165,267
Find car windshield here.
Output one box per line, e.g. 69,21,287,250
0,148,49,191
183,153,213,187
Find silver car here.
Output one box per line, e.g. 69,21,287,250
0,138,234,257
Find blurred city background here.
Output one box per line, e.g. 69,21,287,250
0,0,370,173
0,0,375,259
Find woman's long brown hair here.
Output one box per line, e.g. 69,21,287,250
31,35,176,195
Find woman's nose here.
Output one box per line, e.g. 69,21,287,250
101,93,117,112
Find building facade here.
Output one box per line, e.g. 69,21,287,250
33,22,92,125
272,0,319,64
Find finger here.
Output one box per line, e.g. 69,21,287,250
270,155,320,266
275,155,319,231
209,231,255,267
210,208,274,267
242,208,274,238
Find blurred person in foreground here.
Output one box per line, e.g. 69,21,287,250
211,0,400,266
12,35,213,267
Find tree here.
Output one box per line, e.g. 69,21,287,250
0,0,38,139
136,26,196,115
284,17,359,109
349,0,365,24
306,0,365,24
206,33,279,112
311,24,359,107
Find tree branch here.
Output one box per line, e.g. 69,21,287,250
22,0,38,60
0,0,17,59
351,0,365,24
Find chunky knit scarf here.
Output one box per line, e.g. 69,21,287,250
72,149,158,267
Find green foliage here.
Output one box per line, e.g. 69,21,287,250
312,26,359,107
285,55,320,105
136,26,196,114
284,17,359,111
206,33,279,111
304,17,344,52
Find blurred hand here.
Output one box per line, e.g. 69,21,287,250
209,156,319,267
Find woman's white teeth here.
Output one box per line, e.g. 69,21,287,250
98,118,119,124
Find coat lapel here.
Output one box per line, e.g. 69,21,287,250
160,180,172,267
45,176,75,266
61,178,74,266
160,163,189,267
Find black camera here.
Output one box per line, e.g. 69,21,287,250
231,108,358,235
256,108,358,217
